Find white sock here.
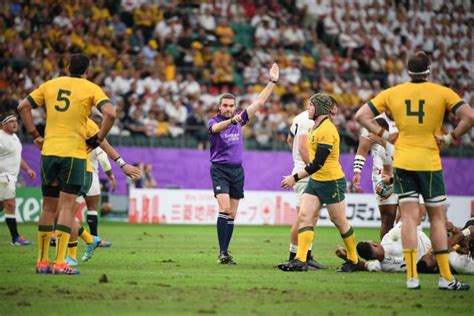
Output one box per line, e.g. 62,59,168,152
289,243,298,253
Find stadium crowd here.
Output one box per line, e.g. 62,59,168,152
0,0,473,151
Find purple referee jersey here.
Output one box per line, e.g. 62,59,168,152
208,110,249,165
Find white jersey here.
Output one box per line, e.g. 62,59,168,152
360,113,397,183
366,222,432,272
0,130,22,183
290,111,314,174
449,252,474,275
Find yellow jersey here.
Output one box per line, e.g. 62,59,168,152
85,119,100,172
27,76,110,159
369,81,464,171
308,118,345,181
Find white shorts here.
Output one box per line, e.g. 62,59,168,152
86,173,101,197
0,181,16,201
294,178,309,208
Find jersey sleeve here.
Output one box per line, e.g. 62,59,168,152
240,109,249,126
444,88,465,114
299,118,313,136
368,89,390,116
27,83,46,108
86,119,100,138
208,116,218,134
91,84,111,111
289,121,297,137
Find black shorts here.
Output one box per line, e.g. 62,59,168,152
210,163,244,199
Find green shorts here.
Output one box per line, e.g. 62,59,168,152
393,168,446,207
41,155,87,187
303,177,346,205
79,172,93,197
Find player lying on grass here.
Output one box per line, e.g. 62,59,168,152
417,219,474,275
336,222,431,272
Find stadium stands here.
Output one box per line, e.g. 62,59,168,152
0,0,472,154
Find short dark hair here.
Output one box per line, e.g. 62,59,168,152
407,51,430,78
356,242,375,260
68,53,90,76
417,258,437,274
218,93,236,105
375,117,389,131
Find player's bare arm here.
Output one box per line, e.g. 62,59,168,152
297,134,310,164
352,133,372,192
436,103,474,147
354,105,387,138
287,133,294,150
17,98,43,148
245,63,279,119
20,158,36,179
98,138,141,179
98,102,116,141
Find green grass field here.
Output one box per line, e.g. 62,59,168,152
0,223,472,316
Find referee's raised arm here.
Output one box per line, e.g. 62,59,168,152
244,63,280,119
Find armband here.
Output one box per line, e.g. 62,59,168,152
353,155,366,173
293,173,300,182
462,228,471,237
114,156,127,168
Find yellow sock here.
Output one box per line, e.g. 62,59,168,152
67,241,78,260
341,227,358,263
54,225,71,265
79,226,94,244
295,227,314,262
435,250,453,281
403,248,418,280
37,225,53,263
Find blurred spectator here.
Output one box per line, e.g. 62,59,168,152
0,0,472,152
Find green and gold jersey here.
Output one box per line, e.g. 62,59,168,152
28,76,110,159
308,118,345,181
368,81,463,171
85,119,100,172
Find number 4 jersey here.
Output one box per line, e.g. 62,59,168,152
367,82,464,171
27,76,110,159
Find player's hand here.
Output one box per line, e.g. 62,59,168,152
108,175,116,193
388,132,398,144
122,164,141,179
26,168,36,180
281,175,296,189
368,133,386,146
335,247,348,261
269,63,279,82
381,174,392,185
86,133,102,151
351,172,362,192
435,133,453,148
33,136,44,150
230,114,242,125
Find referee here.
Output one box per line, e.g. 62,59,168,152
0,114,36,245
208,63,279,264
